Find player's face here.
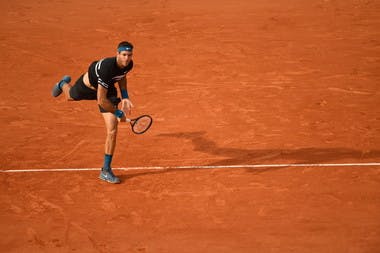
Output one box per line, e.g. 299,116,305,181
117,50,133,67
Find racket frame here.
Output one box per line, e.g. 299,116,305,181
127,114,153,134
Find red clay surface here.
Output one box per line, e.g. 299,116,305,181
1,0,380,252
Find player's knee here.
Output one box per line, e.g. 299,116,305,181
68,87,79,100
106,128,118,139
65,94,74,101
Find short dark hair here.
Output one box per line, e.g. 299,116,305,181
117,41,134,51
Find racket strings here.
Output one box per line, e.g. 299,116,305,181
132,116,152,134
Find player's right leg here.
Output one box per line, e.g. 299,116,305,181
62,83,74,101
52,74,97,101
52,75,71,98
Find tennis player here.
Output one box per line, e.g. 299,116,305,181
51,41,134,184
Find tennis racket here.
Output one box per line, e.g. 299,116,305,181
126,115,153,134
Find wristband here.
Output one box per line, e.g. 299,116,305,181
121,89,129,99
114,109,124,118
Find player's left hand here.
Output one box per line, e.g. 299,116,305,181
121,98,133,115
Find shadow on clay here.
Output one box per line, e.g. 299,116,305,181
120,131,380,180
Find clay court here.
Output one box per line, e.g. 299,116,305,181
1,0,380,252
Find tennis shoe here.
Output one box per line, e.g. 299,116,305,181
99,168,121,184
52,75,71,97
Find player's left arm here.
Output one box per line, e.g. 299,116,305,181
118,76,133,115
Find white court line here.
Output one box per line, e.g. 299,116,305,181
1,162,380,173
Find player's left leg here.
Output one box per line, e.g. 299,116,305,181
103,112,119,155
99,112,121,184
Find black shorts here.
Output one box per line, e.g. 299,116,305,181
69,74,120,112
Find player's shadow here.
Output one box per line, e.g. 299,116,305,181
123,131,380,180
158,131,380,165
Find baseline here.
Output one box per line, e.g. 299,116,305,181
1,162,380,173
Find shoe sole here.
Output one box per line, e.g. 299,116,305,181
52,84,63,97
